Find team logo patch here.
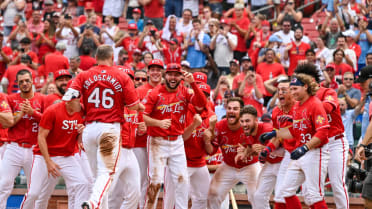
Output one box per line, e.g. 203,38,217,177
316,115,325,124
0,101,9,110
325,95,334,102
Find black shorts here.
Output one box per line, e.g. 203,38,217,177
362,170,372,200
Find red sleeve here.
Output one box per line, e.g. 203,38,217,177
232,77,239,90
3,47,12,56
311,105,330,144
70,72,84,92
29,52,38,64
39,107,55,130
321,89,338,113
189,82,207,108
0,94,11,113
143,89,157,115
256,75,266,95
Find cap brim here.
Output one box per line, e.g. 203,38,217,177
149,64,164,69
166,69,182,73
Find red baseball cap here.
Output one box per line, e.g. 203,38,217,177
166,63,182,73
198,83,211,95
133,8,141,14
85,2,94,10
262,20,270,27
193,72,207,84
133,48,142,55
148,59,164,69
54,69,72,81
325,64,336,70
128,23,138,30
117,65,134,78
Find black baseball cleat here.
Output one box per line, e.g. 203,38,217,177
81,201,92,209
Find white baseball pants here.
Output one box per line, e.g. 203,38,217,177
0,143,33,209
83,122,121,209
253,162,281,209
133,147,149,209
108,148,141,209
207,162,261,209
144,136,189,209
280,146,330,206
327,135,349,209
273,151,291,203
20,155,89,209
163,165,210,209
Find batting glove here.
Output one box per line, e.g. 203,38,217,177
290,145,309,160
259,130,277,144
259,146,272,164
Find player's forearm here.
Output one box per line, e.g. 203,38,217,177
182,122,199,141
143,115,162,127
305,137,323,150
12,112,24,126
345,94,358,108
31,110,42,121
38,129,52,163
204,142,215,155
190,82,207,108
277,127,294,140
0,112,14,128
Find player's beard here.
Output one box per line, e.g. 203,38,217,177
295,36,302,42
20,86,32,94
57,85,67,95
165,79,181,90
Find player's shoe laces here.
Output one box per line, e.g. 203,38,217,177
81,201,93,209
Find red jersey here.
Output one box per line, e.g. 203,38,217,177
44,93,62,110
205,149,223,166
122,107,142,148
256,62,286,82
121,37,140,63
212,119,258,169
230,17,250,52
288,42,311,76
184,106,215,167
249,122,283,164
162,47,182,65
3,64,34,94
316,87,344,138
79,55,97,71
349,43,362,60
36,34,57,63
0,47,12,80
7,93,44,145
0,93,12,142
334,62,354,76
135,83,157,148
70,65,139,123
143,0,164,18
44,51,70,76
143,82,207,138
34,102,83,156
272,106,296,152
290,96,330,148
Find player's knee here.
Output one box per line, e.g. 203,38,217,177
99,132,118,170
146,183,161,204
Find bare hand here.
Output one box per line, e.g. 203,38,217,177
137,122,147,135
21,100,34,115
46,160,61,178
183,71,195,83
77,124,85,134
235,143,248,164
193,114,202,127
203,129,213,143
355,146,366,162
338,84,346,95
209,115,217,129
159,119,171,129
252,143,265,153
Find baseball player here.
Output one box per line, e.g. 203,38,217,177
43,69,72,109
0,92,14,165
20,93,89,209
204,98,260,209
163,83,217,209
63,45,142,209
108,106,145,209
133,59,163,209
235,104,281,209
142,63,207,209
259,74,330,208
295,64,349,209
0,69,44,209
254,78,297,209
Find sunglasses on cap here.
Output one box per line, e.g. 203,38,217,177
134,77,147,82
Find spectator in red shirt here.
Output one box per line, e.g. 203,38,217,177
284,26,310,76
1,54,34,94
333,48,355,77
130,49,146,71
9,37,38,70
44,42,70,77
115,23,140,63
158,38,183,65
79,46,97,71
77,2,103,28
256,49,286,82
139,0,165,30
321,64,339,90
230,3,250,61
36,19,57,64
0,33,12,80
